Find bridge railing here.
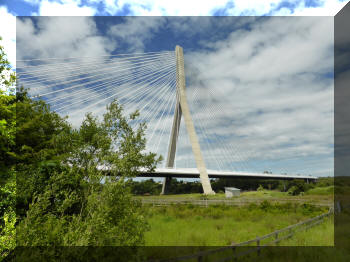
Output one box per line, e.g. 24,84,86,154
146,207,333,262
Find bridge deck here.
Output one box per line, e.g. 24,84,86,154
138,168,317,180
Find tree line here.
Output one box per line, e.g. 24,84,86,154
128,177,332,196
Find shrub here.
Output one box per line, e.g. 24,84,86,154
288,186,302,196
259,200,272,211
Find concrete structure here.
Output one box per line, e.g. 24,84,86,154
161,46,215,195
225,187,240,198
138,167,318,181
99,165,318,181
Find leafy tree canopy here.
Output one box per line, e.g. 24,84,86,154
15,91,162,248
0,36,16,259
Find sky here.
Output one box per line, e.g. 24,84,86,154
0,0,348,178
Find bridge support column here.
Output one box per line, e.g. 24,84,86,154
174,46,215,195
161,45,215,195
161,82,182,195
161,177,172,195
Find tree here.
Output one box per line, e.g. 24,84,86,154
0,37,16,259
16,96,162,248
0,37,15,95
0,176,15,258
14,88,73,219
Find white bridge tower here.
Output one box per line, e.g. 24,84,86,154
161,45,215,195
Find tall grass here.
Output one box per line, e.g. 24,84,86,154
305,186,334,195
280,216,334,246
142,202,329,246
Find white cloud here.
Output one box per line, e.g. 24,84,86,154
107,17,166,52
1,1,348,65
97,0,348,16
181,17,334,175
224,0,284,15
16,16,115,60
22,0,42,4
21,0,97,15
222,0,347,16
18,0,349,16
274,0,348,16
37,0,97,16
97,0,229,15
0,6,16,68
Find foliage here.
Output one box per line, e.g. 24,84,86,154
0,210,16,259
16,171,149,246
305,186,334,195
212,178,281,192
0,36,16,93
0,91,16,222
0,93,16,178
0,36,16,182
286,180,315,195
0,173,16,259
128,178,162,195
0,37,16,260
129,177,320,195
288,186,300,196
15,88,73,219
316,177,334,187
16,95,162,247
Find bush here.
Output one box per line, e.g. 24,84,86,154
288,186,301,196
306,186,334,195
259,200,272,211
257,185,264,191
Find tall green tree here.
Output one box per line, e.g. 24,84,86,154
16,100,162,247
15,88,73,219
0,37,16,260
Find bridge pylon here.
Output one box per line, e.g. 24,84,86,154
161,45,215,195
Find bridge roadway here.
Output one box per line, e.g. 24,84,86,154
136,168,318,181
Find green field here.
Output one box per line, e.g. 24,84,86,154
139,188,334,247
280,215,334,246
142,202,332,246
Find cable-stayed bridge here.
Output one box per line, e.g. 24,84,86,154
17,45,318,195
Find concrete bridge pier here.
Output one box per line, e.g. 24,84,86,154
161,45,215,195
161,177,172,195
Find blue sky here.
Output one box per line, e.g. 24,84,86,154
1,0,349,16
1,1,348,178
1,1,348,68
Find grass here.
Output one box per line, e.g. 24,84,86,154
280,215,334,246
139,185,344,261
305,185,334,195
142,202,330,246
